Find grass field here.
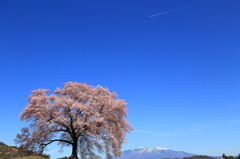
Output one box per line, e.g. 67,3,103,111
15,156,48,159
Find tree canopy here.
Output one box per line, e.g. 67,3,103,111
15,82,132,159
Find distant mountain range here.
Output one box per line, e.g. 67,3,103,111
113,146,198,159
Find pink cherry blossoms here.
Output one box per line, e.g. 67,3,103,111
15,82,132,159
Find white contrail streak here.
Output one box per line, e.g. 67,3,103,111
149,0,212,18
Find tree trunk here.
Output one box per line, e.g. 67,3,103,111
70,140,78,159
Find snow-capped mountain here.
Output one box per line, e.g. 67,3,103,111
113,146,197,159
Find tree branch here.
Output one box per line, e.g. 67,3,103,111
41,139,73,148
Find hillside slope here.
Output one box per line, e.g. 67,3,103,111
0,142,49,159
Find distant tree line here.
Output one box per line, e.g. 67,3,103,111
184,155,216,159
184,155,240,159
222,153,240,159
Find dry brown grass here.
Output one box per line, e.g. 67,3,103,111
15,156,47,159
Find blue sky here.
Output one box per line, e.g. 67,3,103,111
0,0,239,158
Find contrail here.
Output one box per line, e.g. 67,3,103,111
149,0,212,18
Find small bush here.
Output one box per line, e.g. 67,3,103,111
39,154,50,159
57,157,69,159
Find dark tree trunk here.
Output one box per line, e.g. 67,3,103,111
70,140,78,159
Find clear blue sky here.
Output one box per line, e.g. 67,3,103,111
0,0,239,158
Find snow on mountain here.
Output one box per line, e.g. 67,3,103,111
155,146,168,150
113,146,197,159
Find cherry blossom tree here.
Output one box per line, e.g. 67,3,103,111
15,82,132,159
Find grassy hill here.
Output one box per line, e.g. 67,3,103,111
0,142,49,159
0,141,19,159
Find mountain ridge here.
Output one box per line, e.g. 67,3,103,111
113,146,198,159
